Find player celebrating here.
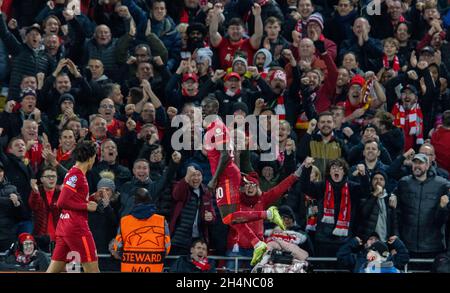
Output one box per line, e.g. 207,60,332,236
46,141,100,273
201,96,285,265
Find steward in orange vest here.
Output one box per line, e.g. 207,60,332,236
113,188,171,272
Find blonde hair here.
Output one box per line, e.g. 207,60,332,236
311,165,322,182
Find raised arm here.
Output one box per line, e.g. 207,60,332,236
249,3,263,50
209,3,223,48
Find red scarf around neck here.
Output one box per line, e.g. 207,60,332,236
192,258,211,271
321,181,351,237
56,147,72,162
383,54,400,72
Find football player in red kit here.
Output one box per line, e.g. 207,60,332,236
46,141,100,273
201,96,285,265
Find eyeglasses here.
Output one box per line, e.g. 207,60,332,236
100,104,114,109
42,175,57,179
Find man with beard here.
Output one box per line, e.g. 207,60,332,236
299,113,347,176
391,84,424,151
392,153,449,259
185,22,208,54
300,157,370,257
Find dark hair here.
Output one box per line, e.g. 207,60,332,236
264,16,282,27
395,21,412,35
134,158,150,168
39,165,57,181
318,111,334,120
364,138,379,149
72,141,97,162
129,87,144,104
443,110,450,127
7,136,25,149
326,158,349,176
228,17,244,28
191,238,208,249
134,187,152,204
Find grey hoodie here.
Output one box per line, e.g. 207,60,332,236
253,48,273,71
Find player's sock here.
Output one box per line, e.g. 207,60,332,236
251,241,267,266
267,206,286,230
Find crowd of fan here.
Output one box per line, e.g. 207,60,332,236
0,0,450,272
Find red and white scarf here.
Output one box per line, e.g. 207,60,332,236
305,195,318,231
383,54,400,72
392,102,424,144
322,181,351,237
274,95,286,120
192,258,211,272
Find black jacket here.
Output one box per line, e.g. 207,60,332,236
300,167,370,245
0,180,22,243
118,161,177,217
87,161,132,193
0,137,34,219
169,255,216,273
394,173,450,253
0,13,53,101
356,193,398,241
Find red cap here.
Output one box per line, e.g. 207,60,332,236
182,73,199,83
224,72,241,82
18,233,35,244
350,74,365,87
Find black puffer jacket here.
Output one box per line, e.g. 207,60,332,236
0,14,53,101
394,173,450,254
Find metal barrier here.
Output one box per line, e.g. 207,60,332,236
0,253,435,273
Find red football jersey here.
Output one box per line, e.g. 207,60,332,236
204,118,240,183
213,37,256,69
55,166,91,237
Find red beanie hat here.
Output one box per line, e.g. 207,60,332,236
18,233,35,244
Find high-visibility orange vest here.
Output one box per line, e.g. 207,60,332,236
117,214,171,273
